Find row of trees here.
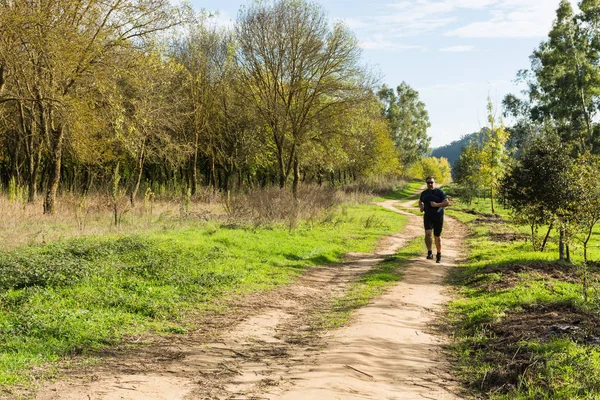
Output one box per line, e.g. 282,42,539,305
454,0,600,261
0,0,435,214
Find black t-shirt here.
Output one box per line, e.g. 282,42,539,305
420,188,448,217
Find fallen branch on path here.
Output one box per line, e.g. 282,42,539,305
344,364,374,379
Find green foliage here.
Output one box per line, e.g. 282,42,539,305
448,191,600,399
526,0,600,154
569,152,600,262
0,0,398,210
7,177,26,204
453,98,509,213
500,133,580,257
406,156,451,184
378,82,431,170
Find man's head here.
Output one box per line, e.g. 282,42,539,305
425,176,435,189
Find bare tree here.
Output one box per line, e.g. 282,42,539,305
236,0,371,196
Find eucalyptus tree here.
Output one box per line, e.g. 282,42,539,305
502,93,539,150
0,0,186,213
236,0,371,197
526,0,600,153
377,82,431,170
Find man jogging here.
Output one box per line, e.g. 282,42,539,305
419,176,450,263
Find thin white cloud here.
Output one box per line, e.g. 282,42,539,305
439,45,474,52
445,0,578,38
348,0,577,40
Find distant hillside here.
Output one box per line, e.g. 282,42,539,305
430,132,477,166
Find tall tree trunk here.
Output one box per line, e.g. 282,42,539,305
28,145,42,203
559,228,565,261
223,169,231,193
210,153,216,192
43,125,64,214
19,101,40,203
0,65,5,95
277,152,286,188
83,165,93,194
541,222,553,252
191,132,199,195
292,155,300,199
130,141,146,208
112,162,121,227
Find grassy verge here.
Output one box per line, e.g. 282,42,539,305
374,180,423,201
0,202,406,389
316,237,423,330
446,198,600,399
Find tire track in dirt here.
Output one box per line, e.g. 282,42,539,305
33,198,465,400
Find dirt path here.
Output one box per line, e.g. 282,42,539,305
34,198,466,400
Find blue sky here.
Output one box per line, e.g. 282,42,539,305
174,0,575,148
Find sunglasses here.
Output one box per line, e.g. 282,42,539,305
426,181,434,184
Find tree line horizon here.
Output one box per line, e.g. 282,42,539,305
0,0,438,215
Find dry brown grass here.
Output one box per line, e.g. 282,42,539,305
226,185,345,226
0,183,385,249
0,190,226,250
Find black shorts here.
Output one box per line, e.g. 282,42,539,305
424,214,444,237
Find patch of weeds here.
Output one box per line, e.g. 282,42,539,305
448,195,600,399
458,261,582,292
456,303,600,399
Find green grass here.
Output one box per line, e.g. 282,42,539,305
316,237,423,330
374,180,423,201
0,202,406,388
447,195,600,399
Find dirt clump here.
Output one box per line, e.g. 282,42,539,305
466,303,600,395
462,262,585,291
488,232,527,243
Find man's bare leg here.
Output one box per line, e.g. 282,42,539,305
425,229,433,251
434,235,442,263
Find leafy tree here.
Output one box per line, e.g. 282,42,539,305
501,133,576,257
502,93,539,151
479,99,510,213
378,82,431,170
570,152,600,262
452,139,484,205
453,99,508,211
236,0,371,197
0,0,186,213
526,0,600,153
407,157,451,184
334,97,400,180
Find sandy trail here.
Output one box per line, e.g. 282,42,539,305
34,197,465,400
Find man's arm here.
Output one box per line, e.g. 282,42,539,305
430,198,450,208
